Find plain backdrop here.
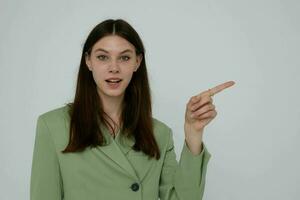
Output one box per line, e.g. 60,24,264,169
0,0,299,199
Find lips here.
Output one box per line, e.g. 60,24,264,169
105,78,122,83
105,77,122,89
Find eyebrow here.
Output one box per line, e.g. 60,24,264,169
94,48,133,54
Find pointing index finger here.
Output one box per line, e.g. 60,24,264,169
209,81,235,96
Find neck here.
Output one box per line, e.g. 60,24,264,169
100,93,124,125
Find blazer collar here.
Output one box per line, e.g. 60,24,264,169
100,122,135,156
97,123,140,180
63,105,154,181
99,123,156,182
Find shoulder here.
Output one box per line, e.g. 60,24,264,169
36,104,71,148
152,117,171,133
152,117,173,148
37,103,70,135
39,105,68,120
38,104,70,122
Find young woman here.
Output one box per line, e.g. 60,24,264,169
30,18,235,200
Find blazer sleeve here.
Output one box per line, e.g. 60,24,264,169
158,127,211,200
30,115,64,200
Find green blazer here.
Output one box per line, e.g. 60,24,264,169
30,105,211,200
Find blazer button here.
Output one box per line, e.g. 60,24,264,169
130,182,139,191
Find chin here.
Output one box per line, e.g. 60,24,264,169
100,89,125,98
107,92,124,97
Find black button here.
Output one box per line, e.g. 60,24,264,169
130,182,139,191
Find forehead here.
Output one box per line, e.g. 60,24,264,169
92,35,135,54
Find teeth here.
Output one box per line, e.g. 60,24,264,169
107,79,121,83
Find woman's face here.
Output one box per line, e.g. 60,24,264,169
85,35,142,100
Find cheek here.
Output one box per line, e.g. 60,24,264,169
91,70,105,85
123,71,135,83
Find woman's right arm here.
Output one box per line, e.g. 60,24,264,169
30,115,64,200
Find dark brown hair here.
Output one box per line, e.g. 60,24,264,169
61,19,160,160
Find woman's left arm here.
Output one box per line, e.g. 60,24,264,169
158,81,235,200
184,81,235,155
158,127,211,200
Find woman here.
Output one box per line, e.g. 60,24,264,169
30,19,235,200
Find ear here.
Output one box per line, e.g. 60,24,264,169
134,54,143,72
85,52,92,71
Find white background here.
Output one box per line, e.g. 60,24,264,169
0,0,299,199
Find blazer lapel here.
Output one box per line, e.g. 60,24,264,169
100,124,156,182
62,106,155,182
117,129,157,182
98,124,139,180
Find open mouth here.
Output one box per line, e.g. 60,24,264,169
105,79,122,83
105,79,122,89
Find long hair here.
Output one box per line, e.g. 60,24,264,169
61,19,160,160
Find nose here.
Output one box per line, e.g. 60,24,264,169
108,60,120,73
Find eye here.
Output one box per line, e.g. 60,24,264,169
121,56,130,61
97,55,108,60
